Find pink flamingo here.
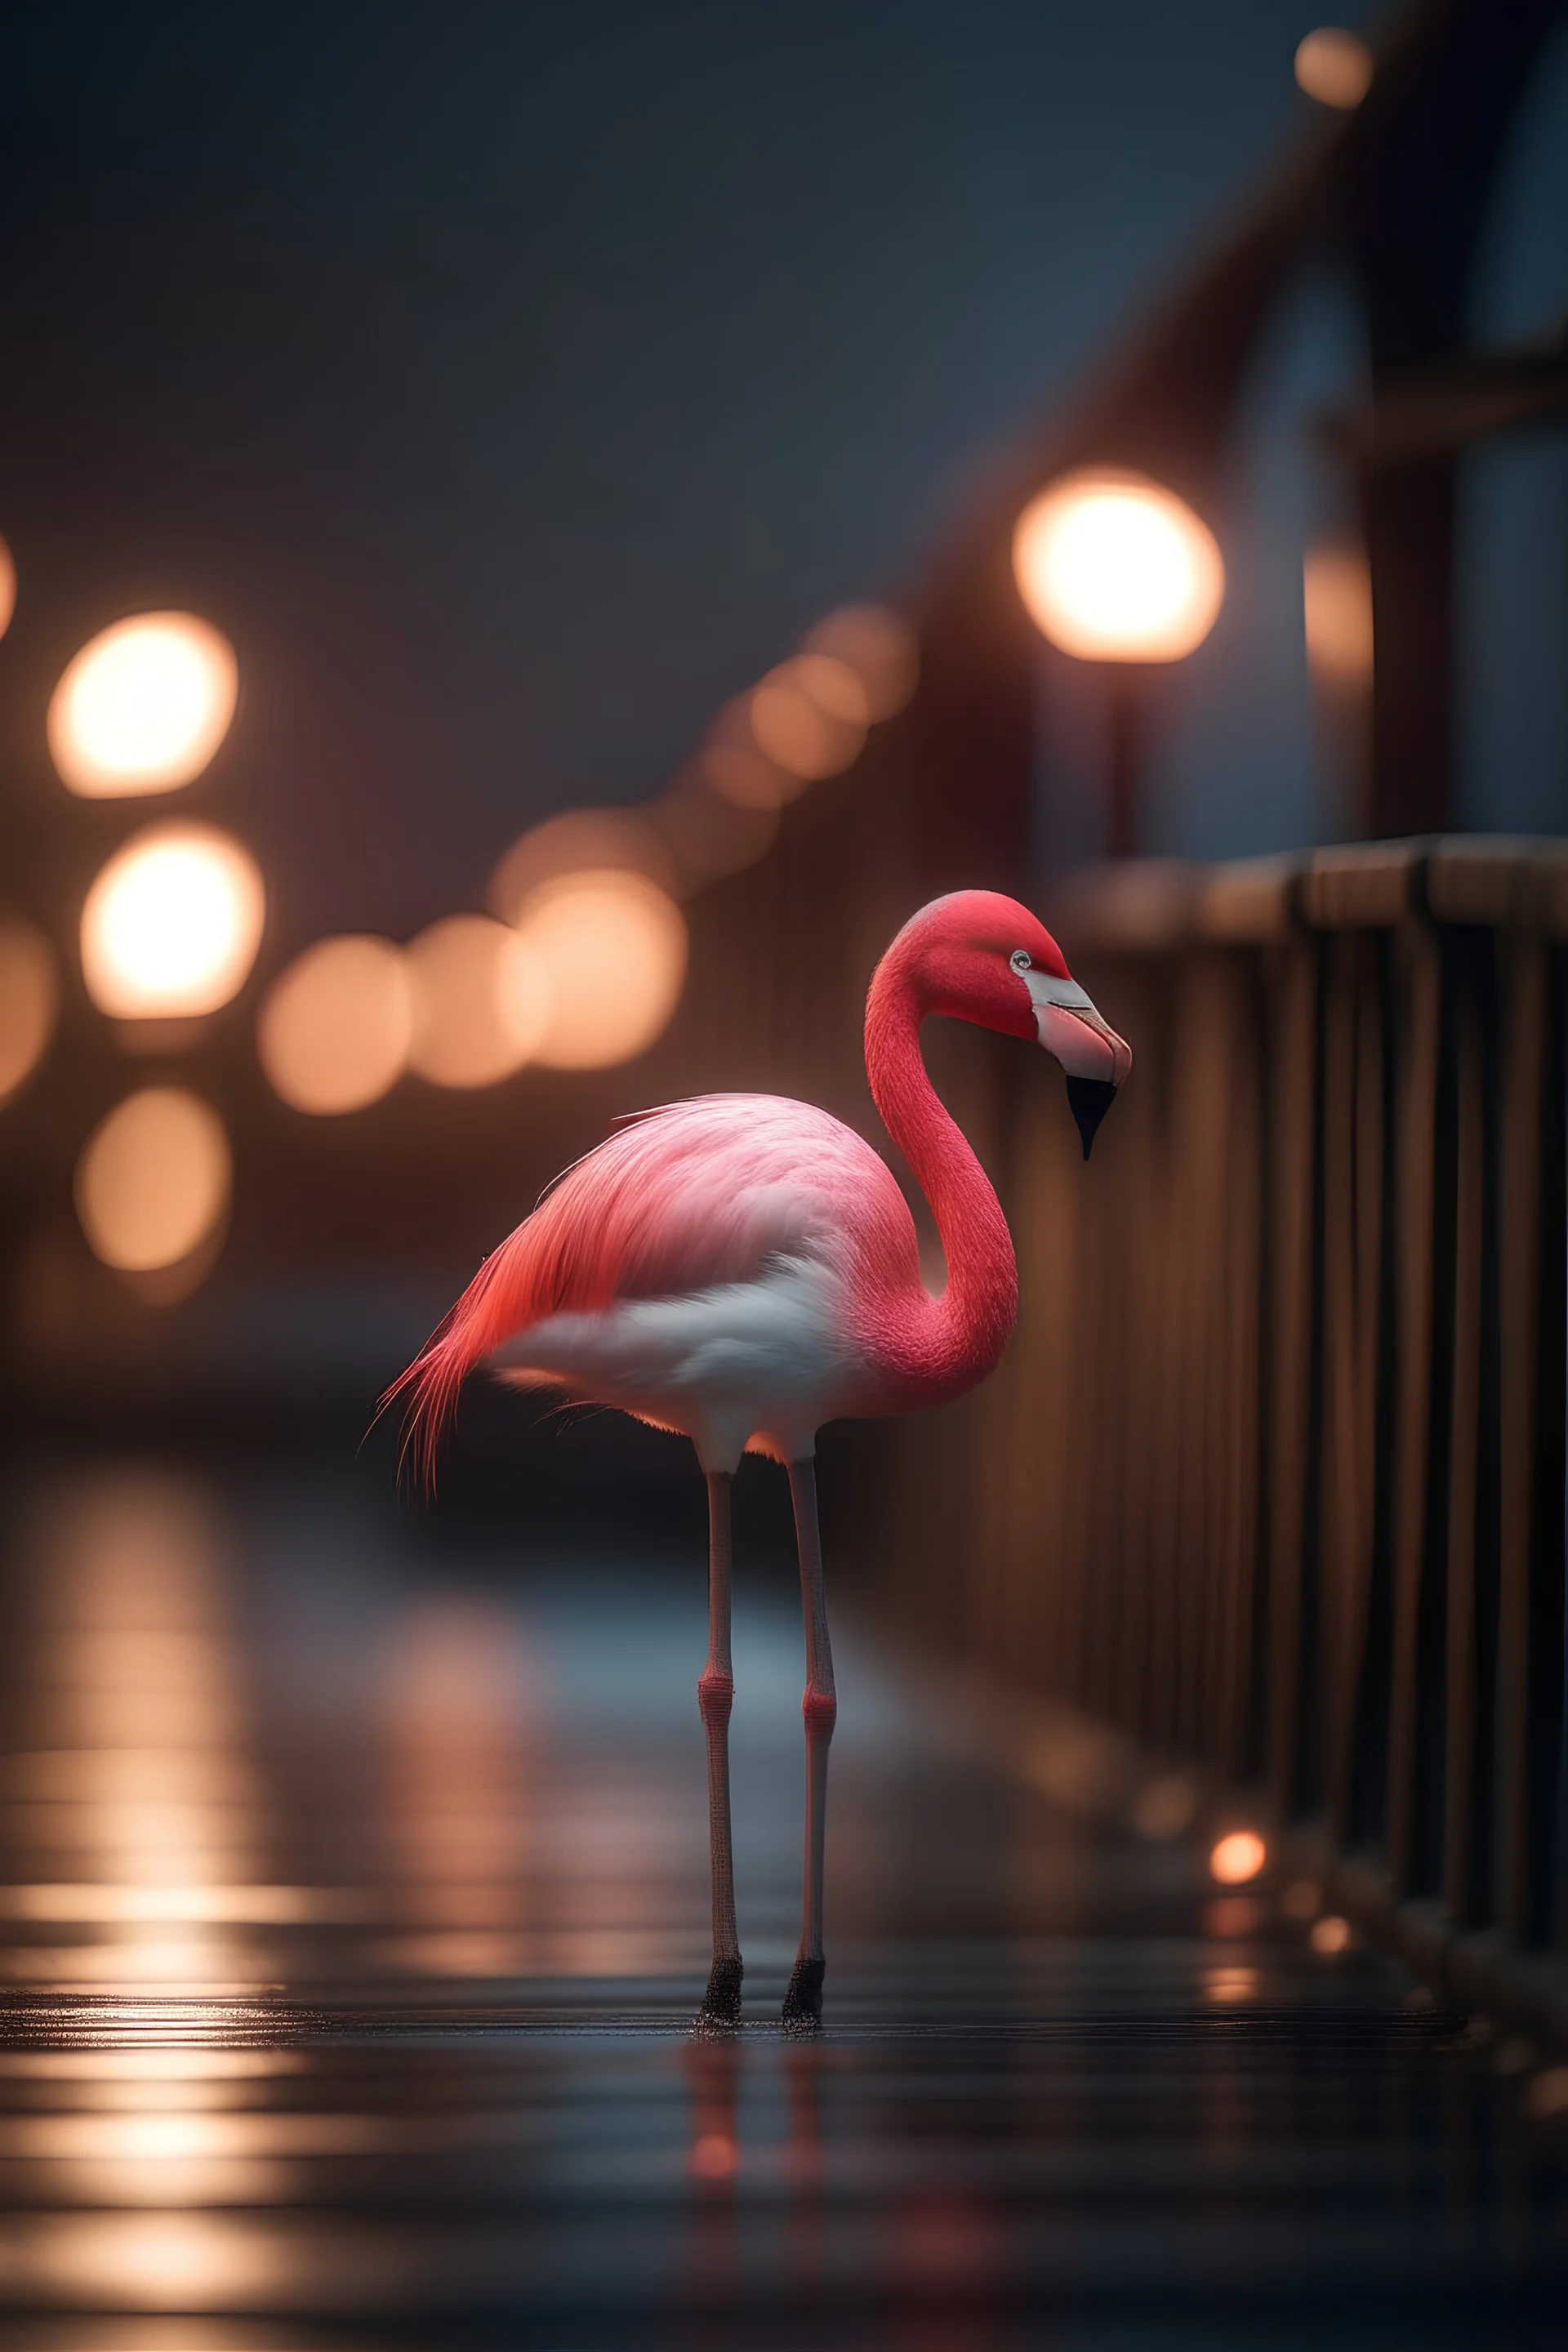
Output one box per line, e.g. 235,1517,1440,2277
390,890,1129,2025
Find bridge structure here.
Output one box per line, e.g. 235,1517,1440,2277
0,1,1566,2342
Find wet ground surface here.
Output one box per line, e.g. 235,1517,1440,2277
0,1458,1561,2349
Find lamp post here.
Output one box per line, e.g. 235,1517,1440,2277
1012,468,1225,859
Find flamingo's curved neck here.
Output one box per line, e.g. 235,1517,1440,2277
862,962,1018,1397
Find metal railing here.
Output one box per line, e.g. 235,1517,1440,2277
868,839,1567,1992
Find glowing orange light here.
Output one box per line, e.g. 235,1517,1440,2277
488,808,680,926
1310,1913,1352,1954
80,824,265,1020
801,604,918,719
691,2132,738,2179
49,613,238,798
653,769,780,889
1303,544,1374,686
74,1088,231,1273
1204,1895,1263,1939
0,920,58,1106
1209,1829,1267,1886
0,535,15,643
1527,2067,1568,2118
699,705,797,813
406,914,550,1089
257,935,412,1115
1294,27,1374,108
517,869,688,1071
1013,469,1225,662
1204,1965,1259,2005
1130,1773,1198,1839
749,654,869,779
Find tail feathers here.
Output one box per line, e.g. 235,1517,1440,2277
380,1225,546,1491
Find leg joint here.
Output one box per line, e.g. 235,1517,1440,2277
698,1669,734,1727
802,1688,837,1739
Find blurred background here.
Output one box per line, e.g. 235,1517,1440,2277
0,2,1566,2336
0,0,1563,1437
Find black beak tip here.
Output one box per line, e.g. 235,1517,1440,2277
1066,1074,1119,1161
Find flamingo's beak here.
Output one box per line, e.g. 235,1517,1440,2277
1021,972,1132,1160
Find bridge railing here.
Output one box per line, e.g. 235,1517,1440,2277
871,838,1567,1988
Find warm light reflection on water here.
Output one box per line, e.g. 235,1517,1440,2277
1203,1965,1261,2004
9,1477,275,1993
0,2211,296,2305
375,1595,542,1917
0,1464,1544,2336
0,1882,368,1922
0,2048,305,2081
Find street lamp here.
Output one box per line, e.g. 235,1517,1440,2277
1013,468,1224,857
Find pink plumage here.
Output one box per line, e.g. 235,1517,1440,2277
386,1094,919,1486
385,889,1130,2025
389,889,1128,1486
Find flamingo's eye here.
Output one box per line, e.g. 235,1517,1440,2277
1010,950,1032,973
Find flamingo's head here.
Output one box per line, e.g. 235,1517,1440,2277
880,889,1132,1160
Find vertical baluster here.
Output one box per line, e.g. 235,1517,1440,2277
1384,911,1444,1891
1264,929,1321,1815
1443,933,1486,1923
1496,924,1567,1948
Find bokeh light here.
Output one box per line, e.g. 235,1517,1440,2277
691,2132,738,2180
0,920,58,1106
1294,27,1374,108
1310,1913,1353,1954
749,654,869,780
74,1089,231,1273
1130,1773,1198,1840
0,535,15,643
801,604,919,720
1209,1829,1267,1886
1013,469,1225,662
698,704,796,812
1303,543,1374,686
1203,1965,1260,2004
516,869,688,1070
1204,1895,1263,1939
256,935,413,1115
49,614,238,798
80,825,265,1020
653,768,780,889
406,914,550,1089
488,808,679,926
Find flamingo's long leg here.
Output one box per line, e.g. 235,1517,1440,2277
783,1456,835,2025
697,1468,743,2023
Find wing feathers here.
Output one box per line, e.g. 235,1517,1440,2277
384,1094,904,1486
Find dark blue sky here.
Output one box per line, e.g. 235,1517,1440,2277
0,0,1414,941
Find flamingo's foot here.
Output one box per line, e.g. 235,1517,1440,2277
781,1953,825,2028
697,1953,743,2027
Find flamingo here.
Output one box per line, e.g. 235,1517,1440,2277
390,889,1129,2025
